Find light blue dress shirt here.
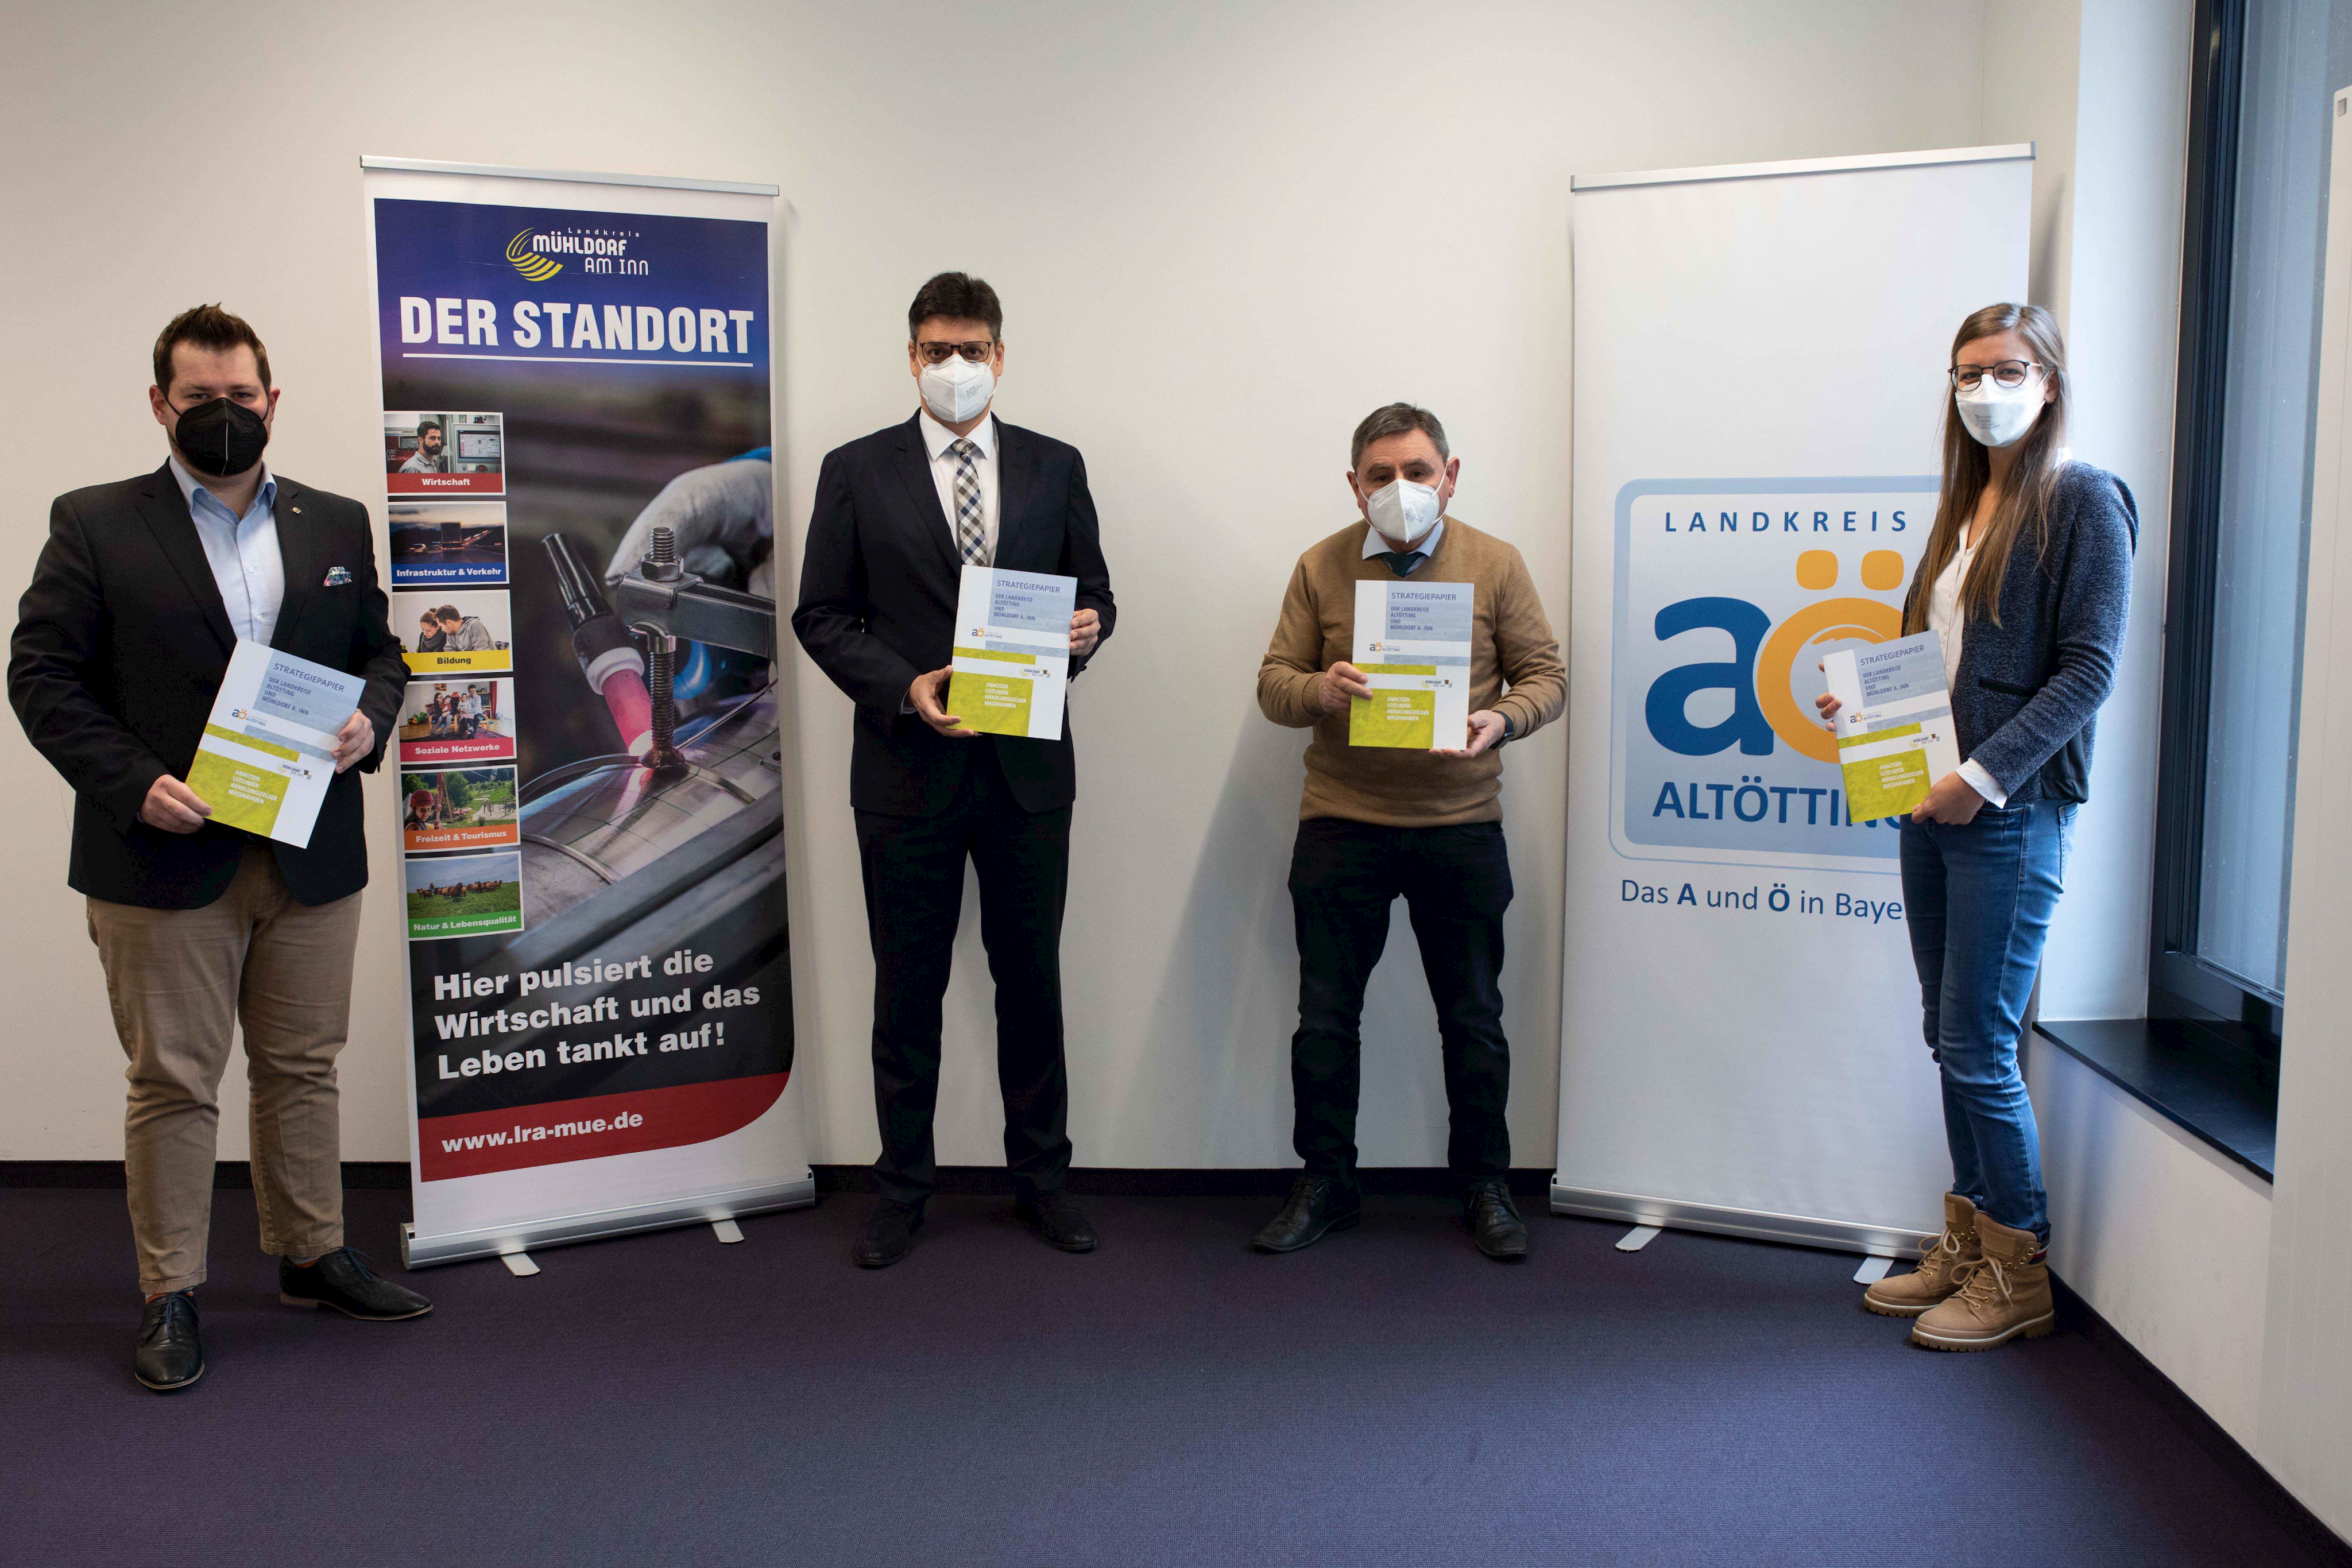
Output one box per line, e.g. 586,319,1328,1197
1361,517,1444,572
168,454,285,646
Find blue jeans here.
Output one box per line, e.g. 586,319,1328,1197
1898,800,2073,1241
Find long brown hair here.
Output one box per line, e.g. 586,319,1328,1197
1903,303,2071,633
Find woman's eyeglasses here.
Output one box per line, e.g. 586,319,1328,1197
1948,359,2044,391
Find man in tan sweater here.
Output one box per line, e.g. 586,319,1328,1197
1252,403,1565,1260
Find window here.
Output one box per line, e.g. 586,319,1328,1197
2042,0,2343,1178
2153,0,2345,1050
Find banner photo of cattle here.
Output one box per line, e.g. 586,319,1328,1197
407,850,523,941
400,677,516,766
394,588,514,673
374,192,790,1182
385,409,505,496
402,765,520,853
390,501,509,588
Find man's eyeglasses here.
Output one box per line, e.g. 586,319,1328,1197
1948,359,2044,392
915,339,996,365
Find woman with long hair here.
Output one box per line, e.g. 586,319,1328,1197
1817,303,2136,1350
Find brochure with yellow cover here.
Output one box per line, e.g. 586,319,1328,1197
184,640,367,849
946,565,1074,740
1350,578,1472,749
1822,631,1961,823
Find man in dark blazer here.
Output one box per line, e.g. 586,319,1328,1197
10,305,431,1393
793,273,1115,1268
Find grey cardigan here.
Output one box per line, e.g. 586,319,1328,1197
1905,461,2138,806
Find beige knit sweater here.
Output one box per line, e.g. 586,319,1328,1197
1256,516,1565,826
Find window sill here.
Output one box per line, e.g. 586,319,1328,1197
2033,1019,2276,1181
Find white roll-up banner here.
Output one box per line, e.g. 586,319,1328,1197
361,158,811,1267
1555,146,2033,1254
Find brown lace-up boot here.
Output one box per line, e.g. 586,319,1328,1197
1910,1213,2054,1351
1863,1193,1978,1318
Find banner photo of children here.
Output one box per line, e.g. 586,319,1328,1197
402,764,520,853
400,677,516,765
394,589,513,673
385,410,505,496
405,849,524,941
390,501,509,588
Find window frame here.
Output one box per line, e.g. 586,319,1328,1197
2150,0,2288,1062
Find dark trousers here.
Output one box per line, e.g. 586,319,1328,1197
1287,817,1514,1182
854,745,1073,1205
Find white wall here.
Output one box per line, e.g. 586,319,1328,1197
2031,1045,2273,1447
0,0,1999,1168
2257,78,2352,1545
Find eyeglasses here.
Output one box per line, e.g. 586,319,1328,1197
914,339,995,365
1948,359,2044,391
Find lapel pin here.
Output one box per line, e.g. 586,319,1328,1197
291,505,301,514
323,567,352,587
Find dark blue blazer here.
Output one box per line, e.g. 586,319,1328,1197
1908,461,2138,806
9,463,408,908
791,414,1115,818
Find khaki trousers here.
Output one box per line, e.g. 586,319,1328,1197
87,843,363,1294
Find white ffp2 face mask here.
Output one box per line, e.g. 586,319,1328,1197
920,354,995,425
1955,380,2044,449
1364,477,1443,544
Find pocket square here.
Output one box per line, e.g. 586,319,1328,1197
323,567,353,587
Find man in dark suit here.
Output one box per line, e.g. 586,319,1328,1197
10,304,431,1393
793,273,1115,1268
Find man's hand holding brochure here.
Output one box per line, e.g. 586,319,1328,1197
180,640,370,848
943,565,1076,740
1348,579,1473,750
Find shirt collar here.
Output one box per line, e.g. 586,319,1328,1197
1361,516,1446,566
919,408,997,461
168,453,277,520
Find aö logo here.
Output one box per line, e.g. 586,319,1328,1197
1647,547,1909,765
1614,479,1934,865
506,229,562,281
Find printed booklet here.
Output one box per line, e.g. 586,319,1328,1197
1821,631,1962,823
185,640,368,848
947,565,1075,739
1350,579,1472,749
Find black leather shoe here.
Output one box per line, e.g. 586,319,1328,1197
1251,1172,1361,1253
1464,1179,1529,1260
1013,1190,1097,1252
852,1199,925,1268
280,1247,434,1320
134,1290,204,1392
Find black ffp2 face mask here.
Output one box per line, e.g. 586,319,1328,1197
171,396,270,478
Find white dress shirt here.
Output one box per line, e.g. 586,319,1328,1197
168,454,285,646
1925,536,2009,809
918,408,1000,564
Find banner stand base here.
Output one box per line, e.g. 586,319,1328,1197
402,1171,815,1269
1551,1183,1923,1259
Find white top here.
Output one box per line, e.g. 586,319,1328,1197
168,455,285,646
918,408,1000,564
1925,534,2009,809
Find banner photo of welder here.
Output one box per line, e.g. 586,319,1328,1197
366,158,806,1269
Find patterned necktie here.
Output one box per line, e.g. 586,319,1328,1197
1378,550,1425,578
950,438,987,564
